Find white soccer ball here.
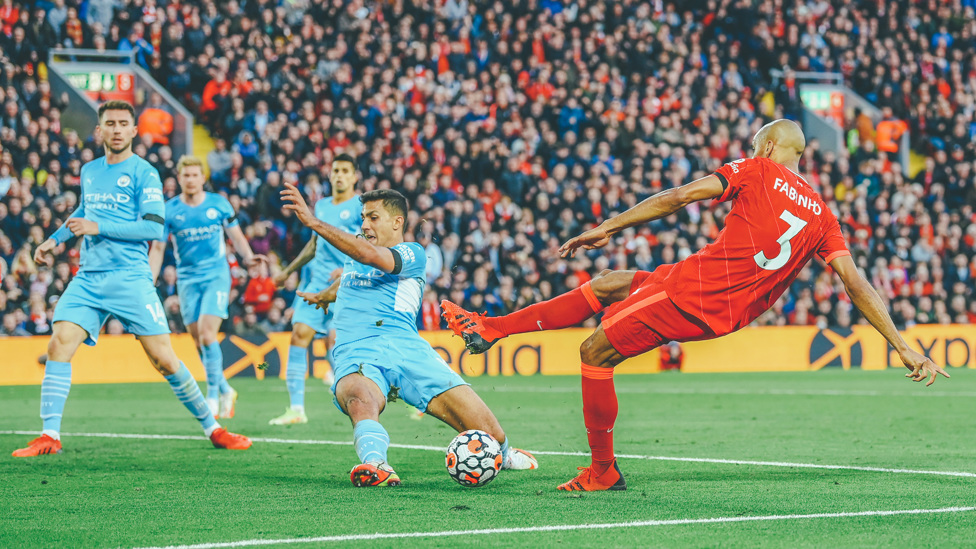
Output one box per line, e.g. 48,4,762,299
445,429,502,487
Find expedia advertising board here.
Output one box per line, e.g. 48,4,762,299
0,326,972,385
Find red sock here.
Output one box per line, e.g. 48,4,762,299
581,363,617,475
488,282,603,336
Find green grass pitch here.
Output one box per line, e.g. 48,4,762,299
2,369,975,548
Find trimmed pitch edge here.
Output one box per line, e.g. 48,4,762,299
3,430,976,478
487,386,976,397
132,506,976,549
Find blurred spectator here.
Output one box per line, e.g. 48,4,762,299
137,93,174,146
659,342,684,372
0,0,972,342
236,305,267,339
243,262,275,316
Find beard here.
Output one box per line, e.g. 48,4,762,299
105,141,132,155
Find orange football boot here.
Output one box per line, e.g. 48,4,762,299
440,300,504,354
210,428,252,450
350,462,401,487
12,435,63,457
557,461,627,491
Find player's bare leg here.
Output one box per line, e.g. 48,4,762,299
335,374,400,486
189,315,236,418
13,321,88,457
442,270,636,354
425,385,538,470
139,334,250,450
558,326,629,492
271,323,315,425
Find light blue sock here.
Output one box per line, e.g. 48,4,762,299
165,363,219,435
286,345,307,409
353,419,390,464
40,360,72,438
199,344,220,401
202,342,232,395
499,437,511,462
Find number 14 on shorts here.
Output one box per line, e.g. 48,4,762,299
145,302,166,326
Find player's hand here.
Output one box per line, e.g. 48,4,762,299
297,289,333,312
67,218,100,236
246,254,268,267
559,225,611,257
899,348,950,387
329,267,343,282
33,239,56,267
280,182,314,226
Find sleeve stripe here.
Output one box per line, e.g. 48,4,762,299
143,213,164,224
823,250,851,264
715,171,729,191
389,247,403,275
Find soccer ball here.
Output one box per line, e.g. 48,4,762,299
445,430,503,487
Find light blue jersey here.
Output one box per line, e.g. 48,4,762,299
334,242,426,345
162,193,237,325
330,241,466,412
303,196,363,291
70,155,165,275
291,195,362,334
51,154,168,345
163,193,237,281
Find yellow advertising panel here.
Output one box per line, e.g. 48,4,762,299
1,325,973,386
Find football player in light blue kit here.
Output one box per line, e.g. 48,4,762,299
13,101,251,457
282,185,538,486
268,153,361,426
149,155,266,418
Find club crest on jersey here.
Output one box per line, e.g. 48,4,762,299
340,210,351,220
117,175,131,188
207,208,219,220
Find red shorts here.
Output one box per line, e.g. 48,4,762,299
602,265,715,358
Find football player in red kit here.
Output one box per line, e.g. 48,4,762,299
442,120,948,491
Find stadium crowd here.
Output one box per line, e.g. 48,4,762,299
1,0,976,339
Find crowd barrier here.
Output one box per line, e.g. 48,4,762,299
1,325,973,385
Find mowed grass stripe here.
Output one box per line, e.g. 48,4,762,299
131,507,976,549
4,430,975,478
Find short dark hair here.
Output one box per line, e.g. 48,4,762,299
361,189,408,221
333,153,356,166
98,100,136,121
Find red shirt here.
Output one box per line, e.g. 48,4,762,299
663,157,850,335
243,276,276,314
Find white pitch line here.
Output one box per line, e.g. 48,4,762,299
486,386,976,397
3,430,976,478
131,506,976,549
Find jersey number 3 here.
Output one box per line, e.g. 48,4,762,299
754,210,808,271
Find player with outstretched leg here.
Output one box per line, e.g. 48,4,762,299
443,120,947,490
282,181,537,486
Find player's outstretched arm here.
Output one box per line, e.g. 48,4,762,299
274,235,315,287
148,240,166,283
281,182,398,272
225,224,267,267
830,255,949,386
559,175,724,257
